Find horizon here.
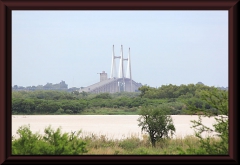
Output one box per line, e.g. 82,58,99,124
12,80,228,89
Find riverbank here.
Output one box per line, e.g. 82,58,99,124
12,115,218,140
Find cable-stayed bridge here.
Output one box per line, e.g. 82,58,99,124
79,45,142,94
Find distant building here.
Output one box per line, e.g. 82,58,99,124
79,45,142,93
99,71,108,82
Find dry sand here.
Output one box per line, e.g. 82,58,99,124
12,115,222,140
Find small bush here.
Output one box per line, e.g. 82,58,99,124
55,108,64,114
12,125,88,155
133,147,149,155
65,109,73,114
119,138,140,150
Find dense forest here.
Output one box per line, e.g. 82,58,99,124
12,83,228,115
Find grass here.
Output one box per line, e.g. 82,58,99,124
79,133,220,155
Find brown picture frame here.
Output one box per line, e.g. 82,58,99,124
0,0,238,164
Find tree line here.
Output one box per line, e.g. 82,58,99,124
12,83,227,115
12,80,81,92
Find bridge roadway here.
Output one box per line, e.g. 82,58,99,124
79,78,142,93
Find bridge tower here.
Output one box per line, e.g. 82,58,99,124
110,45,132,92
126,48,133,92
110,45,120,79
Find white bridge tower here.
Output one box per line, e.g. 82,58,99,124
110,45,133,92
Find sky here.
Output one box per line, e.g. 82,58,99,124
12,10,228,88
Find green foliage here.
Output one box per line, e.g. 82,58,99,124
137,105,176,147
182,88,228,154
119,137,140,150
55,108,64,114
80,91,88,98
110,91,141,98
12,124,224,155
81,132,225,154
12,125,42,155
94,93,112,99
139,84,216,99
80,107,139,115
12,125,88,155
12,84,227,115
138,85,153,98
133,147,149,155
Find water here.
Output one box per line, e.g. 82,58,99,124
12,115,220,140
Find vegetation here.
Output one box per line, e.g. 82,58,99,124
12,125,225,155
12,80,69,91
12,83,226,115
177,88,228,155
137,105,175,147
179,89,229,154
12,125,87,155
11,83,228,155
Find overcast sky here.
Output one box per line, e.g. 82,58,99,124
12,10,228,88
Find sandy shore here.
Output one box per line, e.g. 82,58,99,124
12,115,221,140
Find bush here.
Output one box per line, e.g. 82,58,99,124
55,108,64,114
65,109,73,114
179,88,228,155
12,125,88,155
119,138,140,150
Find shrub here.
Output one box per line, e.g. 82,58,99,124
179,88,228,155
119,138,140,150
12,125,88,155
55,108,64,114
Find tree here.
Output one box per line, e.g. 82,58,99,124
80,91,88,98
137,105,176,147
94,93,112,99
138,85,152,98
183,88,228,154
